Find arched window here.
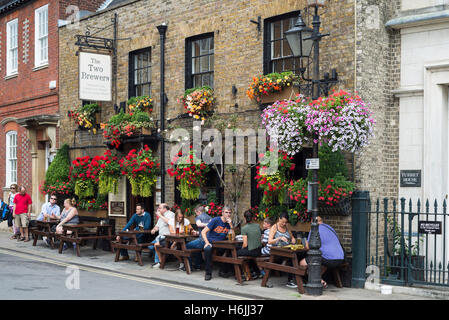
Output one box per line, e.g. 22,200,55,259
6,131,17,186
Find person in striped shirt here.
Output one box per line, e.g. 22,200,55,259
260,217,274,256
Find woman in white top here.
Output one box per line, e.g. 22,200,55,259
168,208,192,271
8,184,19,239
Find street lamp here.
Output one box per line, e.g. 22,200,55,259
285,1,336,296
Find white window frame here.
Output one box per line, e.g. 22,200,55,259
5,131,17,187
35,4,49,67
6,18,18,76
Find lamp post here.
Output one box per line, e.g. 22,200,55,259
285,1,336,296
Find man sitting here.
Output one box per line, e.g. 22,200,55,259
186,206,233,281
35,194,61,246
148,203,175,268
300,216,345,288
116,203,151,262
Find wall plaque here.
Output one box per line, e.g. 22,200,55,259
400,170,421,187
418,221,442,235
110,201,125,217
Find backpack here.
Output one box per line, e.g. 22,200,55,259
0,201,11,222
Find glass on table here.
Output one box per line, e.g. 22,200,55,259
176,226,179,235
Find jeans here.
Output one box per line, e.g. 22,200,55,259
186,238,232,275
186,238,205,268
147,239,159,263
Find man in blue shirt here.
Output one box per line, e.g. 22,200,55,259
301,216,344,288
186,206,233,281
37,195,61,221
116,203,152,261
194,205,212,234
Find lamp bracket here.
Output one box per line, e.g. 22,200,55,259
250,16,261,33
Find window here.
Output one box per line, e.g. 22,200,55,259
6,19,18,76
35,4,49,67
264,11,302,75
185,33,214,89
6,131,17,186
128,48,151,97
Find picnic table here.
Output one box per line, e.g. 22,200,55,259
57,223,114,257
259,245,308,294
111,229,154,266
158,233,200,274
31,219,59,249
211,240,245,284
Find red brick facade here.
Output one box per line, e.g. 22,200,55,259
0,0,103,206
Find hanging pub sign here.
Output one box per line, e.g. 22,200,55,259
79,52,112,101
418,221,442,235
400,170,421,187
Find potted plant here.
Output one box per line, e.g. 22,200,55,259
119,145,160,197
70,156,98,199
167,149,210,200
75,193,108,218
247,71,299,104
180,86,216,122
68,103,100,133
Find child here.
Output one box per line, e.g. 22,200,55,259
259,217,274,276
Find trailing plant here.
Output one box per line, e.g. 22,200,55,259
69,156,99,199
261,90,375,155
68,103,100,133
255,149,295,205
167,148,210,200
76,193,108,211
247,71,298,102
180,86,215,121
119,145,160,197
90,150,122,195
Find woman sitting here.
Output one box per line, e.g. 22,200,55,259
165,208,193,271
237,210,262,279
268,212,297,288
55,199,80,250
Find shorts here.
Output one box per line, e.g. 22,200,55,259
154,235,166,245
14,213,29,228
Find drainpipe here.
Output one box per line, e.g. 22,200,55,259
157,23,167,204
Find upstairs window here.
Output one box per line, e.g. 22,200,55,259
185,33,214,89
35,4,49,67
6,19,18,76
129,48,151,97
264,11,302,75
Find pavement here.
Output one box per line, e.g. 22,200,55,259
0,225,447,300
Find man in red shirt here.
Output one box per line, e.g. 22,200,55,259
13,186,32,242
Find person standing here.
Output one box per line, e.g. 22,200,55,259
116,203,152,261
8,184,19,239
13,186,32,242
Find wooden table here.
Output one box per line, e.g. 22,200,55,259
31,219,59,249
259,246,308,294
211,240,245,284
111,229,153,266
158,233,200,274
57,223,113,257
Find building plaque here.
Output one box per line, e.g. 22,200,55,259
418,221,441,235
400,170,421,187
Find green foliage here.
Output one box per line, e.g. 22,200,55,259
45,144,71,185
307,144,348,182
108,112,132,126
184,86,213,97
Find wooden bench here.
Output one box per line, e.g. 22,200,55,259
30,220,59,249
324,262,349,288
111,230,154,266
158,234,201,274
238,256,270,281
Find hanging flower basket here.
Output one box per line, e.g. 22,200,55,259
69,103,100,134
180,86,216,121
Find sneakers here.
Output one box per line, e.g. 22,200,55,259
152,262,160,268
62,243,69,251
44,239,51,247
286,280,298,289
178,263,185,271
205,273,212,281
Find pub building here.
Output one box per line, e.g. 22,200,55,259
55,0,402,262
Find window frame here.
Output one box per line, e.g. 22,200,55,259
128,47,152,98
6,18,19,76
185,32,214,90
263,11,301,75
5,131,18,187
35,4,49,68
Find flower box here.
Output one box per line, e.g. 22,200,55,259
318,196,352,216
77,209,108,219
259,86,299,104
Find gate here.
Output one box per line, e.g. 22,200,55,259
352,191,449,288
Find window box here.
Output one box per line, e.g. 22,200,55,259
259,86,299,104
